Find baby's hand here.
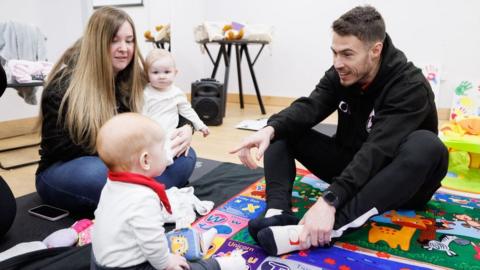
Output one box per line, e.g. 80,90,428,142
165,253,189,270
200,127,210,137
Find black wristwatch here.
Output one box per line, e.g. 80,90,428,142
322,190,339,208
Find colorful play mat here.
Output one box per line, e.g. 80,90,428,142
193,169,480,270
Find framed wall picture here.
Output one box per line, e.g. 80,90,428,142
93,0,143,8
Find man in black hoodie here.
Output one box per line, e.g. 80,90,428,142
231,5,448,253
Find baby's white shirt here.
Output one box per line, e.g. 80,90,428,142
143,84,207,132
143,84,207,162
92,180,170,269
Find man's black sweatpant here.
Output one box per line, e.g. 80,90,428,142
263,129,449,230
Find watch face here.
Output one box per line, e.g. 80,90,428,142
324,192,335,202
323,191,338,206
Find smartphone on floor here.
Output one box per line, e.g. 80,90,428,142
28,204,69,221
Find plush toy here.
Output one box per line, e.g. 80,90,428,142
441,122,467,137
73,219,94,246
457,116,480,135
144,24,170,42
0,219,94,262
144,30,154,41
42,218,94,248
222,22,245,41
440,116,480,137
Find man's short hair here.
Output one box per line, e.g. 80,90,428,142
332,5,386,43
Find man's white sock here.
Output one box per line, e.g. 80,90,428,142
257,225,310,255
264,208,283,218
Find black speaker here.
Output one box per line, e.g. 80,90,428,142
191,78,225,126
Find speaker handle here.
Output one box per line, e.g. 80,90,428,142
196,89,219,97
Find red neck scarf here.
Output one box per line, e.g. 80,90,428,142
108,171,172,214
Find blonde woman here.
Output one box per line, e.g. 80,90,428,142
36,7,195,213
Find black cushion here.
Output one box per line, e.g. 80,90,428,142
0,64,6,98
0,176,16,238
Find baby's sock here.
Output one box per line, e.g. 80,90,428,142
248,209,299,243
257,225,309,256
215,249,248,270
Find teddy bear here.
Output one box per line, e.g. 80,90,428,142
222,22,245,41
144,30,154,41
457,115,480,135
144,24,170,42
442,115,480,136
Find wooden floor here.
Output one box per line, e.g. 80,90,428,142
0,102,338,198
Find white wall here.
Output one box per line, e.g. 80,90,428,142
198,0,480,109
0,0,86,121
2,0,479,121
373,0,480,108
134,0,480,109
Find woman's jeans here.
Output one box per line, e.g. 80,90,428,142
36,149,196,213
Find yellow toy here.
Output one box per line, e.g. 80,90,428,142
222,22,245,41
144,30,154,41
144,24,170,42
457,115,480,135
440,115,480,193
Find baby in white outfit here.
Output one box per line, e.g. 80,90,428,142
143,49,209,164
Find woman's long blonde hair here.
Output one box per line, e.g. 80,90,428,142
49,7,145,153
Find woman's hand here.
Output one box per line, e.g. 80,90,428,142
170,125,193,157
